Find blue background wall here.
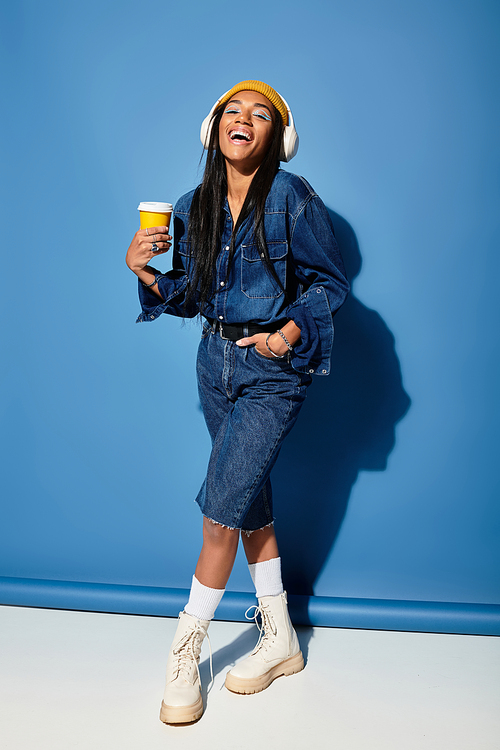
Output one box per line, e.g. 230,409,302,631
1,0,499,632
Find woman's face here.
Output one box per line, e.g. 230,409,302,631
218,90,276,170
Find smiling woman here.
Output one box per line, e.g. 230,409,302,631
125,79,349,725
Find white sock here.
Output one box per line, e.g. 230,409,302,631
248,557,284,599
184,575,225,621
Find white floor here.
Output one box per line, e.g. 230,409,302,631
0,605,499,750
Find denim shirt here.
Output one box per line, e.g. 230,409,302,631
137,170,349,375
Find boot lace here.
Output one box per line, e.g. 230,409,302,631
245,603,277,654
173,623,214,691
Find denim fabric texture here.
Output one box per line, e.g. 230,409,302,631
137,170,349,376
195,320,312,531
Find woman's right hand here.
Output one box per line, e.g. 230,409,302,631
126,225,172,275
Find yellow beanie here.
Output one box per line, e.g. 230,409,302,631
218,80,289,126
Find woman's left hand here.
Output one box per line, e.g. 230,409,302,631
236,332,287,358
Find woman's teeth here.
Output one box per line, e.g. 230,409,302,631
230,130,251,141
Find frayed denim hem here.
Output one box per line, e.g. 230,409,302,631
242,520,275,538
204,515,275,537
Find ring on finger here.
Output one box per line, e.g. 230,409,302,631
146,227,150,236
151,242,159,252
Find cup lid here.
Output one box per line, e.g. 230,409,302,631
137,201,173,213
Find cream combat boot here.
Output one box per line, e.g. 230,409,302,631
160,611,210,724
225,591,304,694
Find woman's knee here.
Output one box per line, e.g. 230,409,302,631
202,516,239,546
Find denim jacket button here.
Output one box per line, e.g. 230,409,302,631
220,281,225,286
309,368,314,373
219,315,223,320
150,315,155,319
224,245,229,251
317,288,322,293
322,369,327,373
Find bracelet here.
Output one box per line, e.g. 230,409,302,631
142,272,163,288
276,329,293,352
266,333,286,358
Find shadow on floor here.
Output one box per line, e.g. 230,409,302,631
199,624,315,702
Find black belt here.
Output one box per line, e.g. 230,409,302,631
206,318,287,341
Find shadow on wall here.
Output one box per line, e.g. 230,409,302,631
274,209,411,610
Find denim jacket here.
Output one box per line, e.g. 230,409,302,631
137,170,349,375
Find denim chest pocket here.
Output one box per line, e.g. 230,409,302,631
240,241,287,299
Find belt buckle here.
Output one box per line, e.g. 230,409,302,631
219,322,229,340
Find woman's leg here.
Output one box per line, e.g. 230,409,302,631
242,524,283,599
242,525,284,599
161,517,239,726
241,524,279,564
225,522,302,695
194,516,240,589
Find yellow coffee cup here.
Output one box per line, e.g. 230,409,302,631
138,201,173,230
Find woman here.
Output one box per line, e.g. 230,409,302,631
126,80,349,724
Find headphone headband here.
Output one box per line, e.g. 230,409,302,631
200,86,299,163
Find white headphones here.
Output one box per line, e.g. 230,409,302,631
200,88,299,163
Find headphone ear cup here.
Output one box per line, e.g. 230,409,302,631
280,126,299,162
278,93,299,162
200,112,213,149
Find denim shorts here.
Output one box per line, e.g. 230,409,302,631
195,320,312,533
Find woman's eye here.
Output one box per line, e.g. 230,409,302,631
224,107,240,114
253,110,271,121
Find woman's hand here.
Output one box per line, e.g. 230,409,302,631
126,225,172,275
236,321,302,358
236,332,286,358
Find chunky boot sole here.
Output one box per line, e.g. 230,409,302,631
224,650,304,695
159,695,203,725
